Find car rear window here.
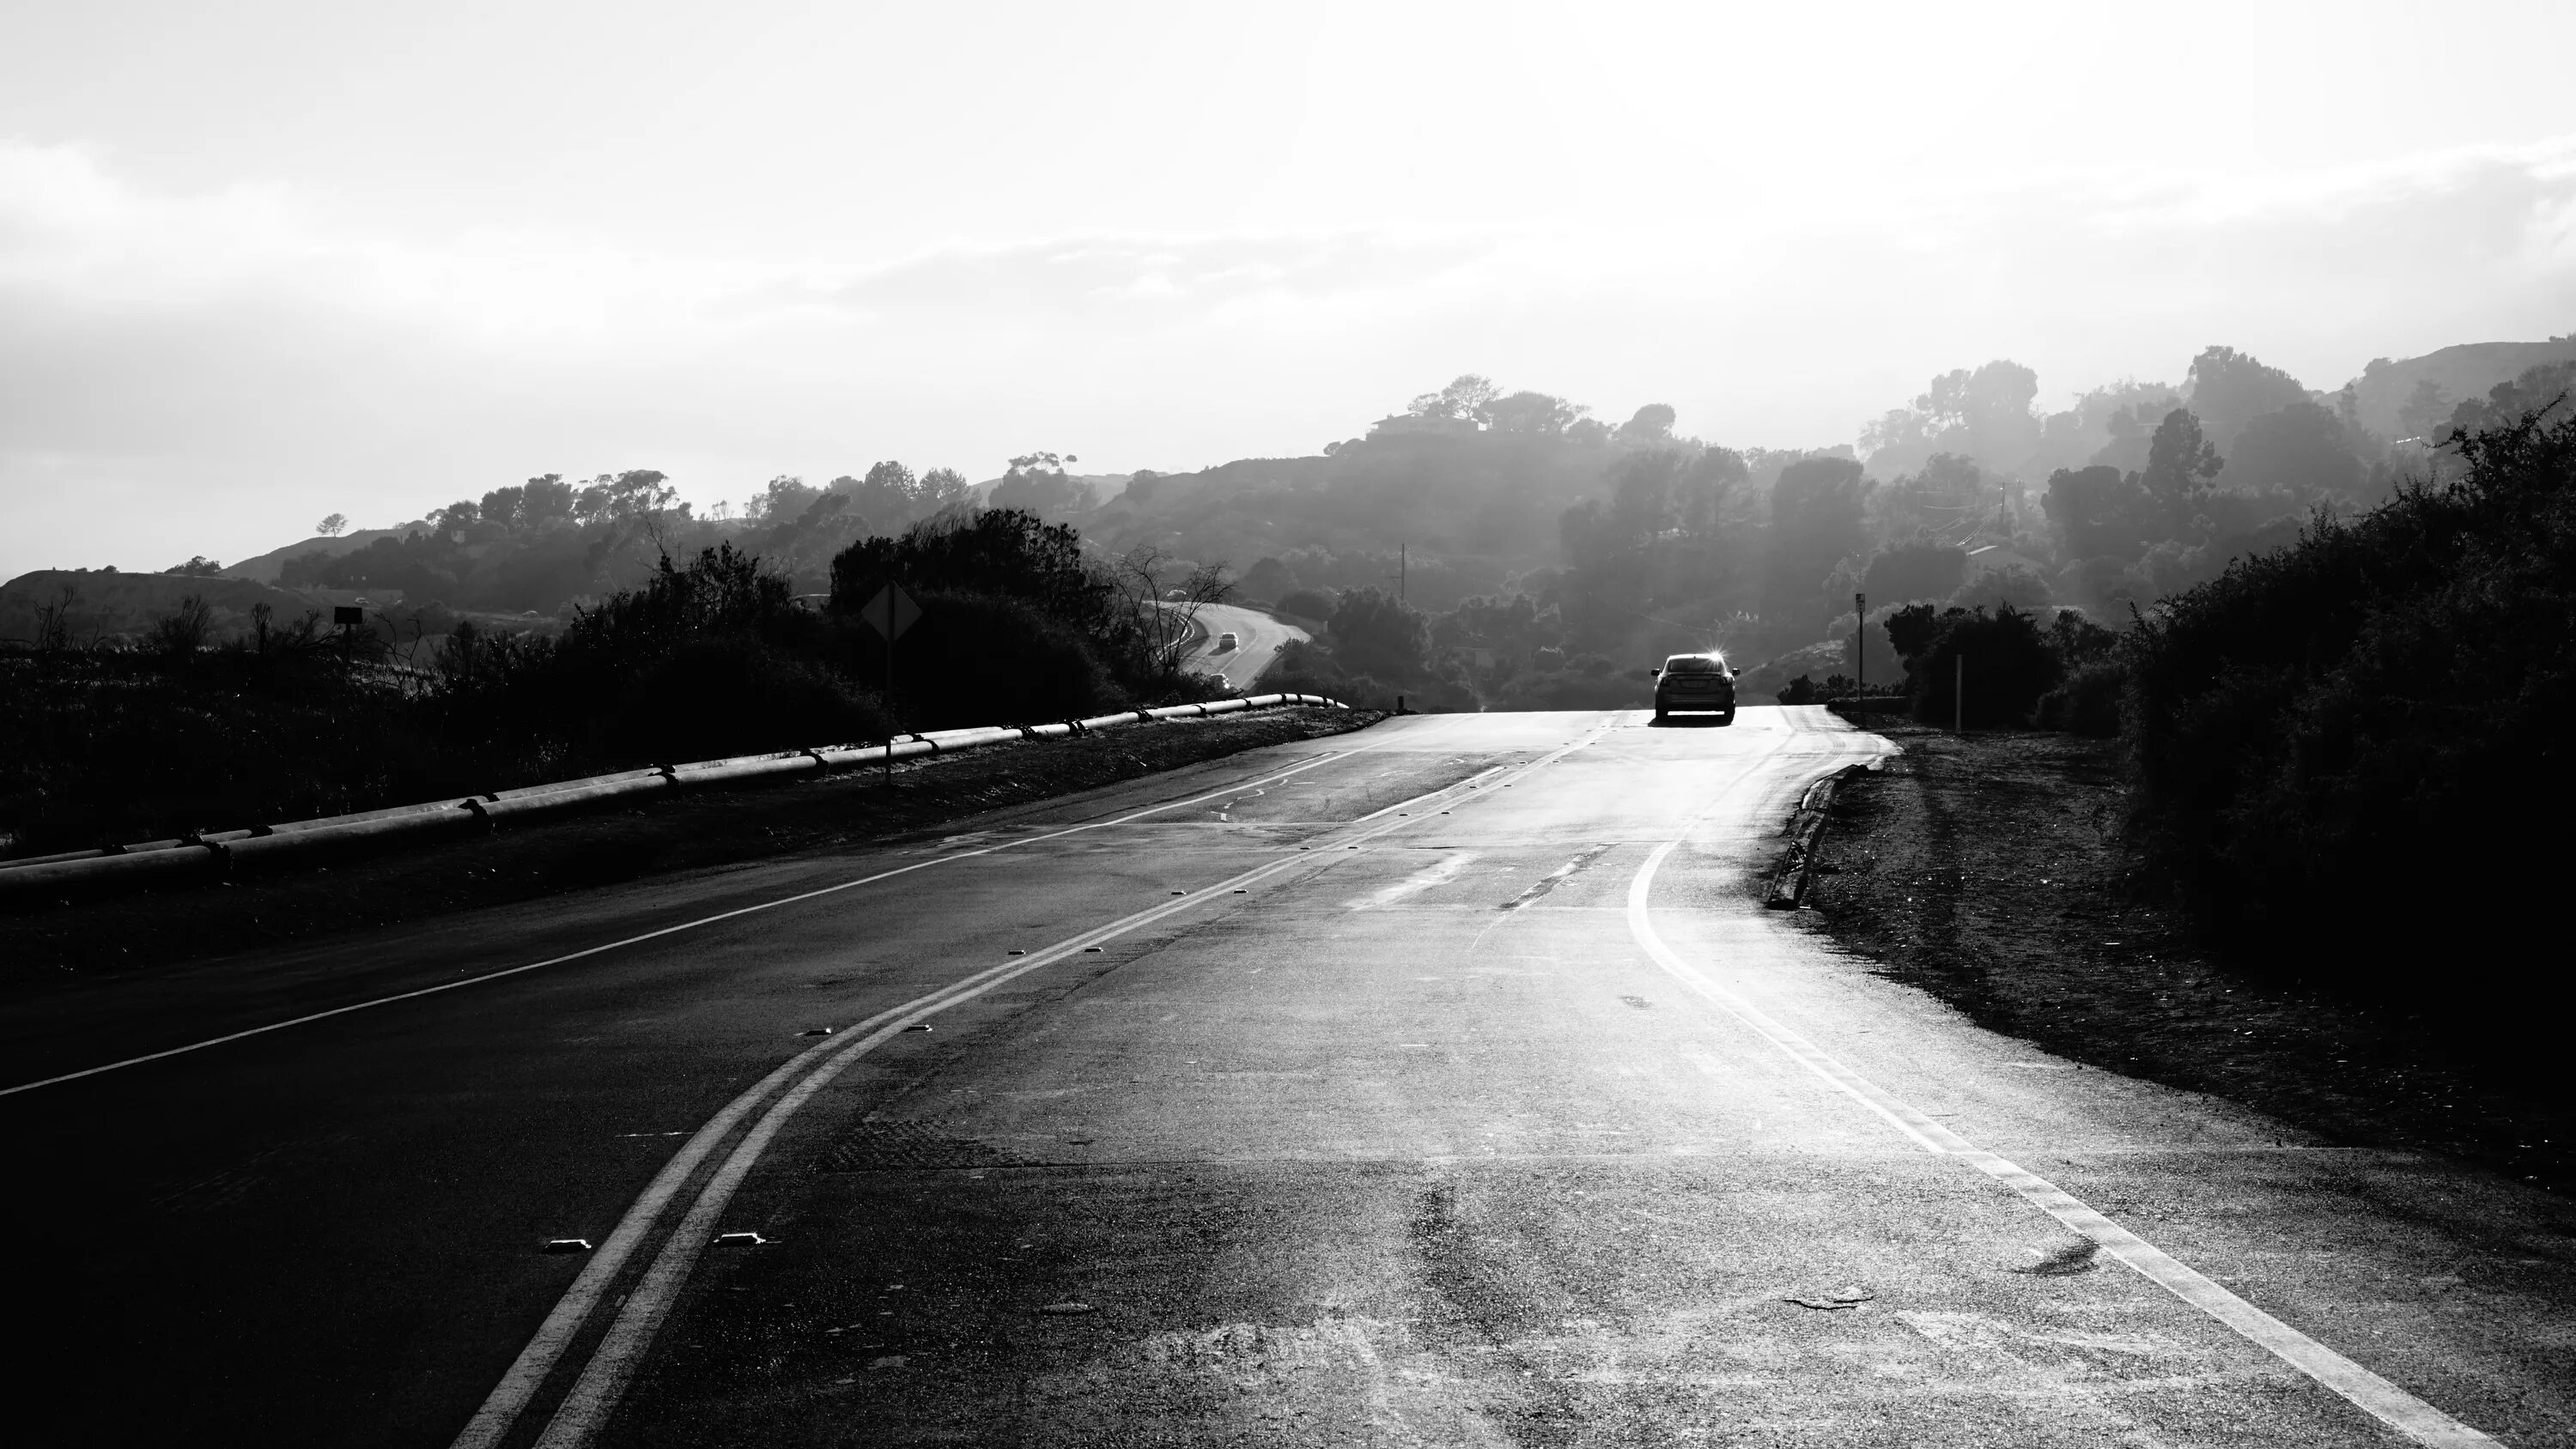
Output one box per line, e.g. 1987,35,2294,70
1662,656,1725,674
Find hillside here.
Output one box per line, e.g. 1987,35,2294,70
0,570,326,646
151,335,2576,644
1078,427,1632,612
222,523,429,584
2342,336,2576,437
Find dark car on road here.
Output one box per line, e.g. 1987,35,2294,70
1651,652,1735,724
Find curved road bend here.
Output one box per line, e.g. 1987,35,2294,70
1178,602,1307,690
1,710,2566,1447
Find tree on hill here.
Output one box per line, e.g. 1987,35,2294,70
2397,378,2451,440
920,467,975,512
989,452,1097,517
2140,409,2224,533
747,476,821,525
1862,360,2040,475
475,475,577,531
2082,391,2189,475
830,461,920,534
1765,457,1868,632
2042,464,2157,565
2220,400,2364,504
2445,360,2576,436
1618,403,1677,444
574,470,679,525
1407,375,1498,422
1869,452,1987,541
1861,536,1967,604
1433,592,1558,662
2184,346,2308,450
315,513,349,537
1238,555,1294,600
1484,391,1587,435
1328,586,1433,680
829,506,1125,645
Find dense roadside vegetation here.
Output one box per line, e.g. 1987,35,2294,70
1814,393,2574,1062
0,511,1226,859
2121,403,2574,1037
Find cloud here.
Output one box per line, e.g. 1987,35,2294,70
3,135,2573,579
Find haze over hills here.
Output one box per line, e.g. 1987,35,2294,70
11,16,2576,1446
9,334,2566,679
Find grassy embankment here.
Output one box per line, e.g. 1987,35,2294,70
1796,403,2576,1191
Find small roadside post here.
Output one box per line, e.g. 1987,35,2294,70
1854,591,1866,699
1954,654,1964,734
859,583,922,789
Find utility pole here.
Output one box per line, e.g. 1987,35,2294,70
1400,543,1407,605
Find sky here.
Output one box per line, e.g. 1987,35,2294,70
4,0,2574,579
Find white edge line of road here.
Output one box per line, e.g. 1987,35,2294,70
1623,733,2501,1449
488,714,1625,1449
2,719,1486,1100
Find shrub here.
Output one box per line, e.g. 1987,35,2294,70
2125,403,2576,1038
1,646,469,854
1328,587,1431,680
608,637,890,761
1946,563,2053,615
2032,658,2124,736
834,591,1121,727
1256,638,1392,710
146,595,216,655
1907,605,2061,728
829,509,1143,677
1275,588,1335,621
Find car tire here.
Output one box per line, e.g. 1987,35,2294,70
1717,709,1735,726
1653,706,1668,723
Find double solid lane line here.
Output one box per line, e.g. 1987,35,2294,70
453,714,1625,1449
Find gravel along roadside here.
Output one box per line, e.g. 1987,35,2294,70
1792,720,2573,1195
0,706,1380,995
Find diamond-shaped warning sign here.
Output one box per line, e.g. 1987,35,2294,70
860,583,921,641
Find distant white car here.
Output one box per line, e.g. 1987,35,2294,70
1215,632,1239,652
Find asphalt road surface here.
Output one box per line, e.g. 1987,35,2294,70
1180,602,1308,689
3,709,2568,1448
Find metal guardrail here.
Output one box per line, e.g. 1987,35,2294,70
0,693,1346,902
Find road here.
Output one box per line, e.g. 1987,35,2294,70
1179,602,1308,689
2,709,2567,1448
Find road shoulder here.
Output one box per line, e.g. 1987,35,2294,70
1792,720,2572,1194
0,706,1381,998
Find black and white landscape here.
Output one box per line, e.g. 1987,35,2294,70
3,4,2573,1446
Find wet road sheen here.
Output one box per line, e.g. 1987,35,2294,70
5,709,2569,1447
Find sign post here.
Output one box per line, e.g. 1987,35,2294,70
1854,591,1866,697
859,583,922,789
